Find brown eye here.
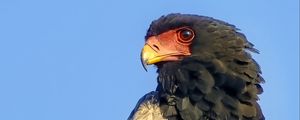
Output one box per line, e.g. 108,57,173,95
178,28,194,43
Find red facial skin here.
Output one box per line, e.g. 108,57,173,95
145,27,194,62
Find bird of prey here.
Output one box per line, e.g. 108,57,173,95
129,13,265,120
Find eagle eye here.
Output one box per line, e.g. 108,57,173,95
177,27,194,43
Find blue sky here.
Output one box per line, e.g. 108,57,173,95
0,0,298,120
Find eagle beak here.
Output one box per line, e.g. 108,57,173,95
140,36,191,71
140,44,163,72
142,44,164,64
141,36,191,71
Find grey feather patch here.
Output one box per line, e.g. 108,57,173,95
128,91,166,120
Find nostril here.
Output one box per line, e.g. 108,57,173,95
153,44,160,51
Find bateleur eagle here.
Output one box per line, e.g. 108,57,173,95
129,13,265,120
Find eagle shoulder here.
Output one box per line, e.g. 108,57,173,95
128,91,167,120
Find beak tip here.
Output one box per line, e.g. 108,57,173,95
142,60,148,72
141,49,148,72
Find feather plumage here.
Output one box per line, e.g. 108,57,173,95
130,13,264,120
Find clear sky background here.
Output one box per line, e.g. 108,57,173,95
0,0,299,120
